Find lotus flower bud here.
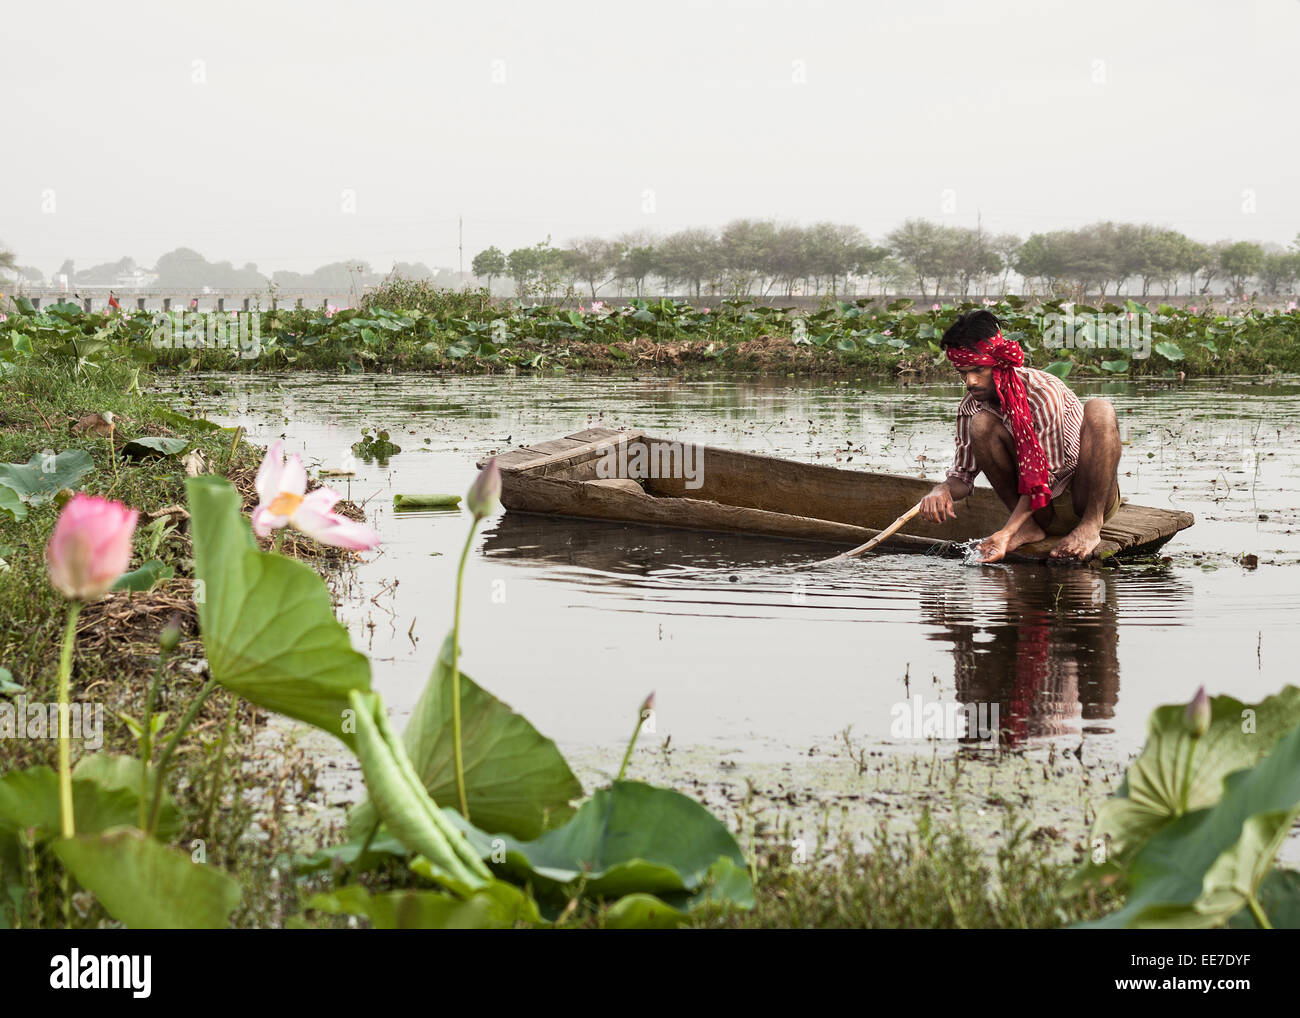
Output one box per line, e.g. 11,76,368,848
46,494,138,601
639,691,655,722
159,617,183,654
1184,686,1210,739
467,458,501,520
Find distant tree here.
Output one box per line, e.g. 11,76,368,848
1259,250,1300,295
470,246,506,292
55,259,75,283
886,219,951,297
850,243,891,295
945,226,1002,296
804,222,863,295
1015,232,1073,293
655,228,722,298
719,219,779,295
991,233,1022,294
154,248,208,288
1218,241,1265,296
1133,227,1188,296
768,223,811,296
391,261,436,281
507,240,566,300
0,244,14,273
615,232,657,297
75,257,136,285
564,236,620,298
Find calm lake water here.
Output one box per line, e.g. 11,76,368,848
176,372,1300,766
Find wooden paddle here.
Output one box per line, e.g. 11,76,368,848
796,499,924,569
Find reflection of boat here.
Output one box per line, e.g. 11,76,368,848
481,510,825,574
479,428,1194,562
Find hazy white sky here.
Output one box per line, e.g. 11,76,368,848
4,0,1296,275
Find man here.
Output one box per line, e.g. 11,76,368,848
918,309,1122,562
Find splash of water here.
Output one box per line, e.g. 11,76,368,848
956,539,987,566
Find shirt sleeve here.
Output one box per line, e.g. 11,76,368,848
947,411,978,487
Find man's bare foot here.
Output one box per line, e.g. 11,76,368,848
1050,523,1102,560
978,519,1046,563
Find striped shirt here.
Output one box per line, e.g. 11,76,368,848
946,366,1084,497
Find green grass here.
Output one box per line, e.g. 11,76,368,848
695,809,1118,929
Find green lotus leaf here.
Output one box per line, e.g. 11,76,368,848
55,828,241,929
186,475,371,746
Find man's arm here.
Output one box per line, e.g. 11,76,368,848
922,410,978,524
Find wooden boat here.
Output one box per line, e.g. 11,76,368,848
477,428,1195,563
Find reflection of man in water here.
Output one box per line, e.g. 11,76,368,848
918,310,1122,563
919,567,1120,747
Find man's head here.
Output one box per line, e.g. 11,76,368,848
941,309,1003,404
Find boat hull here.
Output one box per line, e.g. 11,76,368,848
478,428,1195,563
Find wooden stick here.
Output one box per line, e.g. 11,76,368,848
796,500,924,569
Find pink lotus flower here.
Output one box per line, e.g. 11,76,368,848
253,441,380,550
702,307,711,314
326,304,338,318
46,494,139,601
1288,301,1297,312
1189,305,1198,314
590,300,604,312
931,303,940,311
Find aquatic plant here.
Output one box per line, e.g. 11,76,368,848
1068,686,1300,928
5,291,1299,378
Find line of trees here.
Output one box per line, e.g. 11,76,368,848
472,221,1300,301
7,222,1300,301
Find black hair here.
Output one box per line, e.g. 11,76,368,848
940,309,1003,350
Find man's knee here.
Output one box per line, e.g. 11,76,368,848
969,411,1008,444
1083,398,1118,432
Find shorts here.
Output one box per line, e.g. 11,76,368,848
1042,477,1120,537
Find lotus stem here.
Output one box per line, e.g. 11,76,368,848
1177,739,1196,816
1247,894,1273,930
345,819,383,883
138,660,166,830
201,697,239,843
449,523,476,821
617,696,654,782
56,603,82,839
147,675,218,836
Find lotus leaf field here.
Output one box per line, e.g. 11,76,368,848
4,290,1300,377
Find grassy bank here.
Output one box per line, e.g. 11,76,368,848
5,285,1300,380
0,359,362,927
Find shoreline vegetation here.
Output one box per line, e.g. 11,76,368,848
2,347,1298,929
4,280,1300,379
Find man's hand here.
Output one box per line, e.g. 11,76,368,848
977,530,1012,563
919,483,958,524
